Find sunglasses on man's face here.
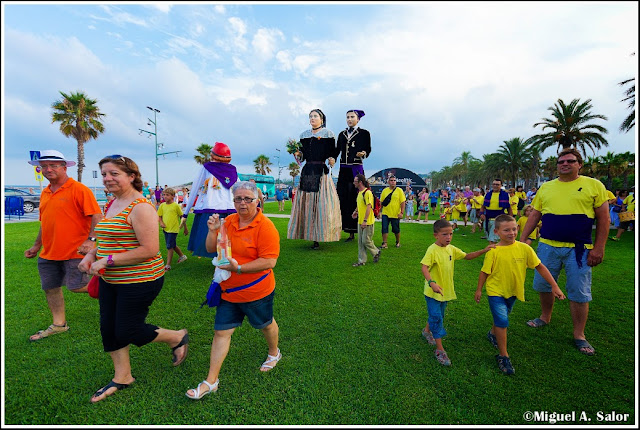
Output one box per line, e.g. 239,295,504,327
557,159,579,165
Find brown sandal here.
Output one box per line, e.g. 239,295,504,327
30,323,69,341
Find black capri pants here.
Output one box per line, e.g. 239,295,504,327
98,276,164,352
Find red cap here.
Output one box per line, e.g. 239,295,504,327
211,142,231,163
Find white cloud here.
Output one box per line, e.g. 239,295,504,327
227,16,247,51
93,5,149,28
251,28,284,61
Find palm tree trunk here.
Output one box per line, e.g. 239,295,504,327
77,140,85,182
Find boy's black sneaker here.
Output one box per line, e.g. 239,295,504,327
496,355,515,375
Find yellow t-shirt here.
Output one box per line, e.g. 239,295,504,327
516,191,527,202
157,202,183,233
531,176,608,248
623,195,635,212
606,190,615,201
517,216,540,240
481,241,541,301
455,197,467,212
509,195,519,215
471,195,484,210
421,243,467,302
357,189,376,225
380,187,406,218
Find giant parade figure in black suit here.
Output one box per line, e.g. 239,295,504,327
335,109,371,242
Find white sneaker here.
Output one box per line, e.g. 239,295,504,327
165,265,171,271
177,255,188,264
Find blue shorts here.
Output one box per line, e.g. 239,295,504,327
488,295,517,328
163,231,178,249
487,219,499,242
381,215,400,234
214,290,275,330
533,242,592,302
425,296,448,339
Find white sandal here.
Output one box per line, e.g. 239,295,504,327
186,379,219,400
260,348,282,371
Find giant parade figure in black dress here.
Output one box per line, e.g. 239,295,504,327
335,109,372,242
287,109,342,250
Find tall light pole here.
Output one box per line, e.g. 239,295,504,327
139,106,181,186
275,148,281,187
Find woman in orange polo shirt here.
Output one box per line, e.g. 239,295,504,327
186,181,281,400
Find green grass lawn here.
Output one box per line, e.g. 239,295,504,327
3,206,636,425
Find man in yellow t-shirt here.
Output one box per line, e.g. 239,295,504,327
351,174,380,266
379,176,406,248
520,147,609,356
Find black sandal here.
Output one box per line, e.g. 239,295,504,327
172,331,189,366
92,380,131,401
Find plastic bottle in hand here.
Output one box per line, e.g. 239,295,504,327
215,218,232,266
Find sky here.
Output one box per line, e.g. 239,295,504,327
1,1,638,188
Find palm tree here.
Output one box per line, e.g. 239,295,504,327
541,156,558,181
618,77,635,133
581,155,600,178
495,138,531,188
480,153,507,187
253,154,272,175
51,91,106,182
528,98,609,157
194,143,212,165
452,151,480,185
288,162,300,181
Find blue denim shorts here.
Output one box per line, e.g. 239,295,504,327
487,295,517,328
425,296,448,339
163,231,178,249
487,219,500,242
381,215,400,234
214,290,275,330
533,242,591,303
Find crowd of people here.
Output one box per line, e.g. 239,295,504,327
22,120,635,401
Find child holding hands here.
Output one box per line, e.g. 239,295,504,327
475,214,565,375
421,219,494,366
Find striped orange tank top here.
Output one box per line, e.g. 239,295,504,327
96,198,164,283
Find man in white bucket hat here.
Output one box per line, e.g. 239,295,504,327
25,149,103,341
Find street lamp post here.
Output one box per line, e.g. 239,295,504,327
139,106,182,186
275,148,281,187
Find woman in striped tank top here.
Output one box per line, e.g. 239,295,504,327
79,155,189,403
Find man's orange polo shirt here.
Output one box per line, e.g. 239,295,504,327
39,177,101,260
221,209,280,303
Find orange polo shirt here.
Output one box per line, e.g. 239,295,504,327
221,209,280,303
39,177,102,261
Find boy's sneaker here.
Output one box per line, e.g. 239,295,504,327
435,349,451,366
487,330,498,349
422,329,436,345
496,355,515,375
164,265,171,271
177,255,188,263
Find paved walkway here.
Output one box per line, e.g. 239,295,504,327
265,212,437,224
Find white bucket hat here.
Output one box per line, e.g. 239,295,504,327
28,149,76,167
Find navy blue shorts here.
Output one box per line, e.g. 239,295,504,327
381,215,400,234
163,231,178,249
214,290,275,330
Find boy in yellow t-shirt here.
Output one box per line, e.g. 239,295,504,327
158,188,189,270
516,205,541,245
351,174,380,266
421,219,494,366
475,214,564,375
